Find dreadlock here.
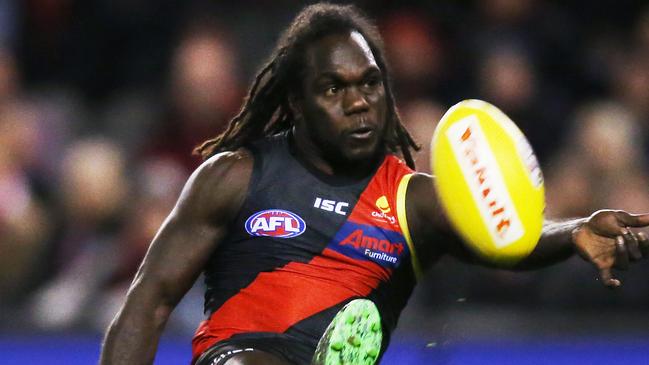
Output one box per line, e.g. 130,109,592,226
194,3,420,168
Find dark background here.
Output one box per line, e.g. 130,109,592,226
2,1,649,363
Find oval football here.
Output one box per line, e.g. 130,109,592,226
431,99,545,265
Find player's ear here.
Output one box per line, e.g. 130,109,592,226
288,94,304,123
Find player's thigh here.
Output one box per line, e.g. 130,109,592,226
224,350,292,365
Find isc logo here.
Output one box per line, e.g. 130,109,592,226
245,209,306,238
313,197,349,216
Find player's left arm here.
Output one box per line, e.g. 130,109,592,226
406,173,649,286
519,211,649,287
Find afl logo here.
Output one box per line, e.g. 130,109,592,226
245,209,306,238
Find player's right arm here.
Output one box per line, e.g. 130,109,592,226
99,150,253,365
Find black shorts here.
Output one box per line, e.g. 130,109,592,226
194,334,310,365
195,342,257,365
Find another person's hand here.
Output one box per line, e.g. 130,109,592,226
572,210,649,287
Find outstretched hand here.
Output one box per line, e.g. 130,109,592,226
572,210,649,287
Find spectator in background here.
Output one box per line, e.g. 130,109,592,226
146,21,242,172
606,11,649,176
467,0,575,165
0,101,50,305
546,101,649,218
30,139,129,330
612,52,649,125
381,11,445,102
476,44,567,164
92,157,188,333
0,48,54,310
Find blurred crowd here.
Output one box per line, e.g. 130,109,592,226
1,0,649,337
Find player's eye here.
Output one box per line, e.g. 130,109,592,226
324,85,340,96
362,77,381,90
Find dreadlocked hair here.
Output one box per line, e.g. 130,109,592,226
194,3,420,169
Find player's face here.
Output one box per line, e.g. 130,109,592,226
295,31,387,167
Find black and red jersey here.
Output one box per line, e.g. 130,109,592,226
192,132,422,363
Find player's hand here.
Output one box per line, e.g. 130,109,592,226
572,210,649,288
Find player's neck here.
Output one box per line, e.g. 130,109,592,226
289,129,382,180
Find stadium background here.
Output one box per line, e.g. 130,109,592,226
2,0,649,363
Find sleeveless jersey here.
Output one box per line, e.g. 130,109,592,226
191,133,422,364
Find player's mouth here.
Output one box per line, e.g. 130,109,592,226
349,126,374,139
348,116,377,139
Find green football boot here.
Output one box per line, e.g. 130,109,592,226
311,299,383,365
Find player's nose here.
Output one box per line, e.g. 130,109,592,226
343,86,370,115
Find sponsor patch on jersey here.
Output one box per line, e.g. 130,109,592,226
328,222,408,269
371,196,396,224
245,209,306,238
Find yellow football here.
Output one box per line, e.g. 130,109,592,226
431,99,545,265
